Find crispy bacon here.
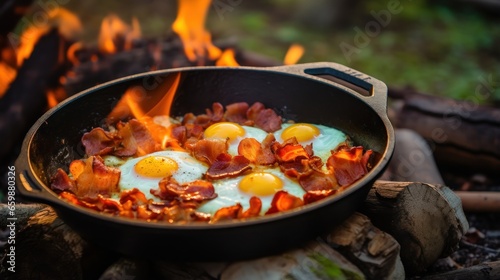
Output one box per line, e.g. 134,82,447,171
238,134,276,165
73,156,121,197
265,191,304,215
211,204,242,223
298,169,338,192
151,176,217,202
186,138,228,165
206,102,224,123
247,102,282,132
81,127,119,156
61,191,123,213
303,189,338,204
272,138,311,163
205,153,252,180
119,188,149,206
51,169,76,193
240,197,262,218
327,146,373,186
224,102,251,125
115,119,158,157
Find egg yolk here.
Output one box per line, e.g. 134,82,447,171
134,156,178,178
239,172,283,196
281,123,320,142
204,122,245,143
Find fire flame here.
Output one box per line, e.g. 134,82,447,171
284,44,305,65
216,49,239,66
108,72,181,122
0,8,81,98
98,14,141,54
172,0,222,62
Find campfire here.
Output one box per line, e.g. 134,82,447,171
1,1,499,279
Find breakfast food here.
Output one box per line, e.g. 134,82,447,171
50,102,372,224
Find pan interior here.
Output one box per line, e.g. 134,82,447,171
28,68,388,192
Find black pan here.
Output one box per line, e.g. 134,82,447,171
15,62,394,261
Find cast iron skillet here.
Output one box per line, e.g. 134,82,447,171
15,62,394,261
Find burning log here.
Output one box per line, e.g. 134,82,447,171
389,87,500,174
361,181,469,275
0,29,62,161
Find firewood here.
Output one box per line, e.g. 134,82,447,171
455,191,500,212
362,181,469,275
0,29,62,162
325,212,405,280
419,260,500,280
0,204,117,279
98,258,150,280
218,241,365,280
388,87,500,174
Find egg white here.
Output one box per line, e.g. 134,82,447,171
196,167,306,215
274,123,347,163
117,150,208,199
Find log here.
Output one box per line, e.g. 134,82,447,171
380,128,445,184
388,87,500,174
0,204,117,279
455,191,500,212
325,212,405,280
218,241,365,280
362,181,469,275
420,260,500,280
0,29,62,162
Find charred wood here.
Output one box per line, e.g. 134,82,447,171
0,29,62,162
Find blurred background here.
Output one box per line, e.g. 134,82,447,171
21,0,498,105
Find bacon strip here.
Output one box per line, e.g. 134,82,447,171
81,127,119,156
224,102,251,125
186,138,228,165
211,204,242,223
205,153,252,180
119,188,149,206
327,146,373,186
151,176,217,202
265,191,304,215
240,197,262,218
303,189,338,204
115,119,158,157
238,134,276,165
73,156,121,197
247,102,282,132
272,138,311,163
51,169,76,193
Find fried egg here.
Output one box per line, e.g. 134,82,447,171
275,123,347,163
117,150,208,199
203,122,269,156
197,167,306,215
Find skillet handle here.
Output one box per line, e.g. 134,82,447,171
271,62,388,116
15,155,63,206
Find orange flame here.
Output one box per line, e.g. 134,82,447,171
216,49,239,66
283,43,305,65
17,8,82,65
108,72,182,122
172,0,222,62
98,14,141,54
0,62,16,97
